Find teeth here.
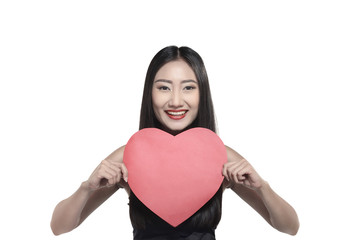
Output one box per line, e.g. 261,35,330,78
167,111,186,116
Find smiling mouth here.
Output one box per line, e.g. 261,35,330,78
165,110,188,120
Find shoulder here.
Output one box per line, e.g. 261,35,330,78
105,145,126,163
224,145,245,162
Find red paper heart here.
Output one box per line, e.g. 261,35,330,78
123,127,227,227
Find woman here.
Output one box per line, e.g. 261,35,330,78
51,46,299,239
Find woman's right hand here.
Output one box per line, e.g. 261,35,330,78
51,146,128,235
86,159,128,191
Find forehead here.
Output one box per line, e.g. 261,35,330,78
154,60,197,82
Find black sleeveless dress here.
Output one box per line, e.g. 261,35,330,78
129,186,223,240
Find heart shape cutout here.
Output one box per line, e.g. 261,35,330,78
123,127,227,227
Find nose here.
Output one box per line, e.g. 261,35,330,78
169,89,184,108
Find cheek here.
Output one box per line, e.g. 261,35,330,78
152,90,167,112
152,99,162,121
192,92,200,109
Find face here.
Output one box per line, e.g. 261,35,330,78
152,59,200,133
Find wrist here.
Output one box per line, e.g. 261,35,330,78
255,180,270,195
80,181,96,194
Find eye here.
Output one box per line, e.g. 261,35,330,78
158,86,170,91
184,86,196,91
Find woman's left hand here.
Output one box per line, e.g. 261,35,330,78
223,146,265,190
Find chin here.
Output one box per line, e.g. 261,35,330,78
161,123,192,135
166,126,186,134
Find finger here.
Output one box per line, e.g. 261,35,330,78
95,162,113,178
222,164,229,180
97,171,114,186
237,180,245,185
223,161,240,176
102,161,122,181
235,166,253,185
223,161,238,168
232,163,250,182
106,162,129,184
102,165,118,179
226,159,246,171
97,166,118,186
106,160,124,168
120,163,128,182
102,160,122,173
114,164,124,184
227,160,247,173
226,162,245,182
223,163,235,180
108,163,126,184
243,179,251,187
106,173,118,186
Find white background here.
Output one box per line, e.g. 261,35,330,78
1,1,359,239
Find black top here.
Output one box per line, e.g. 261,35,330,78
129,187,223,240
133,222,215,240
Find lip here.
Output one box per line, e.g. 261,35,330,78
165,109,188,120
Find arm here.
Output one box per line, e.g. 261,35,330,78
223,146,299,235
50,146,129,235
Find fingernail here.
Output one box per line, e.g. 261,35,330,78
124,177,128,182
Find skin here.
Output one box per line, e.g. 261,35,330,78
50,59,299,236
152,60,200,134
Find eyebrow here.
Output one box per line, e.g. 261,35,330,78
154,79,198,84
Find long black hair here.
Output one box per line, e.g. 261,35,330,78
131,46,222,231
